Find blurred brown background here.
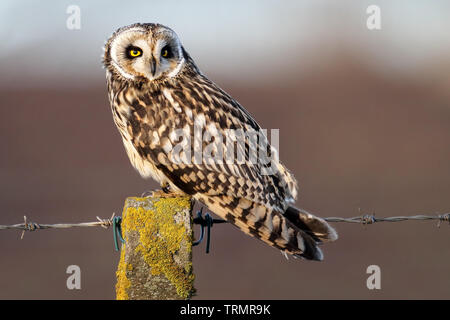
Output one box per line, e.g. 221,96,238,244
0,1,449,299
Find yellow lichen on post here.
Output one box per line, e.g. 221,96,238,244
115,196,195,300
115,248,132,300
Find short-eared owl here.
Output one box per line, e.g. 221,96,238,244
103,23,337,260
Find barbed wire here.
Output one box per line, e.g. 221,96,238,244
0,213,116,239
324,213,450,227
0,211,448,240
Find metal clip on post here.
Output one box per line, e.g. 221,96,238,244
113,216,125,251
192,207,227,253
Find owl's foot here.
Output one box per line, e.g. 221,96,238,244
141,188,184,199
141,182,184,198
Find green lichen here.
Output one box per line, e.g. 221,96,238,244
121,197,194,299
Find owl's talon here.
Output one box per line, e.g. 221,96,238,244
150,189,183,198
161,183,171,194
141,190,153,197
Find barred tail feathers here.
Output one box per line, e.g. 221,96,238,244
195,194,336,261
284,206,338,244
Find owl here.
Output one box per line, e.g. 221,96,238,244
103,23,337,260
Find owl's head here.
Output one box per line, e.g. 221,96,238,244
103,23,186,82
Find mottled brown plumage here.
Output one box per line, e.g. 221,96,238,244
103,23,337,260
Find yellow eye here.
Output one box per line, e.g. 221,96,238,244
129,49,141,57
162,49,168,57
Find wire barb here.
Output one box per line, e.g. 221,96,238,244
437,213,450,227
20,216,41,239
96,212,115,229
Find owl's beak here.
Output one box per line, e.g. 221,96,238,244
150,56,157,77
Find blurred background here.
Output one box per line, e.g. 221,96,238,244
0,0,449,299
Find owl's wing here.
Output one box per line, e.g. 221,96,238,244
122,73,337,261
131,75,297,212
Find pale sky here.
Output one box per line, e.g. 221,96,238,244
1,0,449,88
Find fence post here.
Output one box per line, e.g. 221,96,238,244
115,196,195,300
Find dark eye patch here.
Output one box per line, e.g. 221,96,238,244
161,45,173,59
125,45,143,59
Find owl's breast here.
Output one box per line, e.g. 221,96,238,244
109,85,169,184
